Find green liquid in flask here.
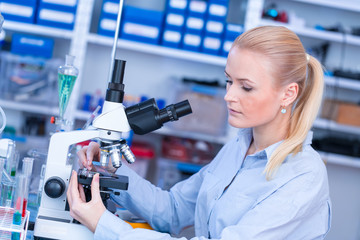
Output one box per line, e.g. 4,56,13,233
58,73,77,119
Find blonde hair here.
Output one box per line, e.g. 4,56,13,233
233,26,324,179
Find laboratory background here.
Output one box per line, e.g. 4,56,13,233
0,0,359,239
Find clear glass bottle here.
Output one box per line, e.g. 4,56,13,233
58,55,79,119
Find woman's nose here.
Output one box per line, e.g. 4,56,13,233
224,86,237,102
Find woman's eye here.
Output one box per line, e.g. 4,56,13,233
225,79,233,85
242,87,252,92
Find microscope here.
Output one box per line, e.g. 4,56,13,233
33,59,192,239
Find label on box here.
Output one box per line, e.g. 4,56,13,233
103,2,118,14
223,40,232,52
39,9,74,23
164,30,181,42
0,3,33,17
187,17,204,30
204,37,220,49
123,22,159,38
227,24,243,33
42,0,77,7
170,0,187,10
100,18,116,31
206,21,223,33
167,14,184,26
184,34,201,46
20,37,45,47
189,1,207,13
209,4,227,17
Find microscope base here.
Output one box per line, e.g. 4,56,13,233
34,216,93,240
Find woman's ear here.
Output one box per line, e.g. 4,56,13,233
282,82,298,107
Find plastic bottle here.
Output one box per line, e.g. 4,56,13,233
58,55,79,119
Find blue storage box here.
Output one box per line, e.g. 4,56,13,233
182,32,202,52
221,39,233,57
165,13,185,31
205,20,224,38
98,17,118,37
98,0,120,36
162,29,182,48
167,0,188,14
11,34,54,59
100,0,119,19
0,0,37,24
188,0,208,18
36,7,76,30
120,6,164,45
202,36,221,55
208,0,228,21
38,0,78,13
224,23,244,41
185,16,204,35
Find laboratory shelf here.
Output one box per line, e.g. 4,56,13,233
319,151,360,169
87,34,227,67
313,118,360,135
0,99,58,116
259,19,360,46
324,76,360,91
291,0,360,13
154,126,229,145
2,20,74,39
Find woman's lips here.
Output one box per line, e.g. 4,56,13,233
228,108,242,114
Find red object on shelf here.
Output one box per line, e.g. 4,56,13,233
161,136,214,164
130,142,155,160
50,116,55,124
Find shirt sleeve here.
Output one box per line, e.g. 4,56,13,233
112,163,210,234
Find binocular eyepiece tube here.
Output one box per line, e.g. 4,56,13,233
125,98,192,135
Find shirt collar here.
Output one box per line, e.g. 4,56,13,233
236,128,314,161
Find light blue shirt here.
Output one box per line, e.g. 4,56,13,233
94,128,331,239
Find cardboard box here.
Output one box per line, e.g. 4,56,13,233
321,99,360,127
337,102,360,127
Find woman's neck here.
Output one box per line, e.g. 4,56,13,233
248,114,290,155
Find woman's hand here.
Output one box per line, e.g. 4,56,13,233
66,170,106,233
77,142,100,171
77,142,117,173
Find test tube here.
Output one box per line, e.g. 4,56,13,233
21,157,34,217
22,157,34,178
0,157,5,185
12,175,25,240
1,170,15,208
5,141,16,177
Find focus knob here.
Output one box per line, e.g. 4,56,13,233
44,177,66,198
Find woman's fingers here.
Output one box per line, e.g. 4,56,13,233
78,183,86,202
90,173,101,202
77,146,89,168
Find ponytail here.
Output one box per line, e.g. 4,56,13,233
264,55,324,179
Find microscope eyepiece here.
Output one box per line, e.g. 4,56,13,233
125,98,192,135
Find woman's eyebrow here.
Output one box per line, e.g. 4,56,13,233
224,70,254,84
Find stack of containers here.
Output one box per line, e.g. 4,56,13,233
202,0,228,55
0,0,38,24
162,0,188,48
222,23,244,56
182,0,207,52
36,0,78,30
120,5,164,45
98,0,119,37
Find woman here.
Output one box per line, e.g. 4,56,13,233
67,26,331,239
